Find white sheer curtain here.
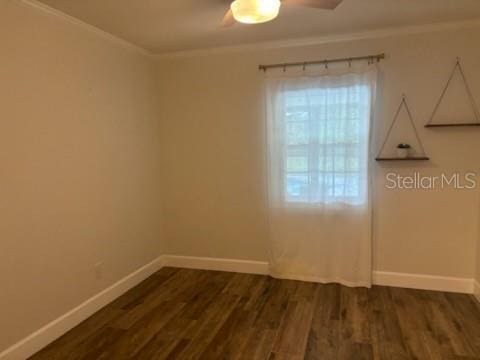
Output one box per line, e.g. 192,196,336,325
265,65,377,287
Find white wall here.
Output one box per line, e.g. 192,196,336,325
0,0,163,352
156,26,480,279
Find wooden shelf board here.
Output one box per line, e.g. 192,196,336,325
375,157,430,161
425,123,480,128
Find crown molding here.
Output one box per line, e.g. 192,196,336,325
17,1,480,61
20,0,152,58
153,18,480,60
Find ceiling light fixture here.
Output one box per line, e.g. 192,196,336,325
230,0,281,25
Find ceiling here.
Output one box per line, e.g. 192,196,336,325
36,0,480,54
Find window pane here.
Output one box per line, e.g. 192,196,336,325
346,157,360,171
286,122,309,145
286,147,308,172
345,174,361,198
286,110,308,122
286,156,308,172
286,174,309,201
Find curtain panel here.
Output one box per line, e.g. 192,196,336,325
265,65,378,287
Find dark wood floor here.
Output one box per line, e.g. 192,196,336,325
30,267,480,360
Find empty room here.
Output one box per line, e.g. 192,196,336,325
2,0,480,359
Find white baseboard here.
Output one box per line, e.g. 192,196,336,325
2,254,477,360
0,256,165,360
474,280,480,303
163,255,474,294
373,271,474,294
162,254,269,275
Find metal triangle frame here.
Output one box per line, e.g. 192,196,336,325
376,95,429,161
426,58,480,127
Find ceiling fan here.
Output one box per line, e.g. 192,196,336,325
221,0,343,27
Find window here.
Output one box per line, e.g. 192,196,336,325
283,84,370,204
266,75,373,206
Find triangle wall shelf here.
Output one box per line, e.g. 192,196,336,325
376,95,429,162
425,123,480,128
375,156,430,161
425,58,480,128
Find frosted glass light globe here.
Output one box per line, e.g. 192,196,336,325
231,0,281,24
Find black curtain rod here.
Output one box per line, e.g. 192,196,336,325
258,53,386,72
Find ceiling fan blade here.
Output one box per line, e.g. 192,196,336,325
282,0,343,10
221,8,236,27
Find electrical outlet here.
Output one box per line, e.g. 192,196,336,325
94,261,104,280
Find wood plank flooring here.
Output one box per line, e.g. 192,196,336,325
30,268,480,359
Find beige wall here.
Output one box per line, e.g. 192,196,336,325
3,0,480,352
156,26,480,278
0,1,163,352
477,195,480,284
